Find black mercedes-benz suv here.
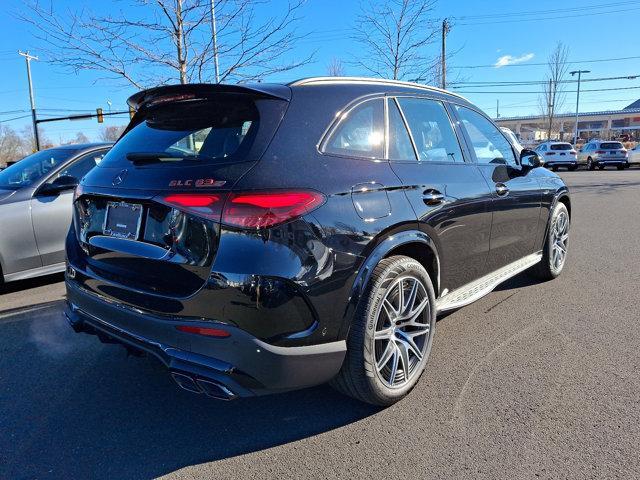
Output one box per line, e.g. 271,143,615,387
65,78,571,406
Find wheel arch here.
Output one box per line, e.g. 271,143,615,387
556,192,571,219
540,190,571,249
337,230,440,341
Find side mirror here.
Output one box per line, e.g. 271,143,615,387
39,175,79,195
520,149,544,168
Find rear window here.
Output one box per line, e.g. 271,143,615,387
550,144,572,151
601,142,624,150
99,95,286,168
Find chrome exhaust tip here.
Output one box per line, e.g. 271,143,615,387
196,378,237,401
170,372,202,394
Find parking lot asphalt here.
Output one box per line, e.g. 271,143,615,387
1,169,640,480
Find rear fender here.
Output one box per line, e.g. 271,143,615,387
337,230,440,341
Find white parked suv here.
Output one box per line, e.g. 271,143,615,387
627,144,640,167
500,127,524,152
535,142,578,171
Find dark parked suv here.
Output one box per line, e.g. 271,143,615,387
65,78,571,406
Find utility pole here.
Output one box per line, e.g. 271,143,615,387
570,70,590,146
496,99,500,118
441,19,450,90
18,51,40,151
209,0,220,83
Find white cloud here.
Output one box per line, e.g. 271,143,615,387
494,53,535,68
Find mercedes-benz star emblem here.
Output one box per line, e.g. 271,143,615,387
112,169,128,186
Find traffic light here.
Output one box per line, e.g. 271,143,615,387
96,108,104,123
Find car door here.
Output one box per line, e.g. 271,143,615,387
387,96,493,291
31,149,107,267
453,105,542,273
0,190,42,277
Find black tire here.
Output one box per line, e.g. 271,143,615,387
531,202,570,281
617,165,624,170
598,165,605,170
552,166,558,172
331,255,436,406
587,158,595,170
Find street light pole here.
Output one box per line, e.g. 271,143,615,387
18,51,40,151
209,0,220,83
570,70,590,146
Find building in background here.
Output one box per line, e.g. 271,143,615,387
495,100,640,147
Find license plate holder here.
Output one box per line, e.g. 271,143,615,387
103,201,143,240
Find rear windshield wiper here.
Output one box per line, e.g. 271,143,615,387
125,152,206,164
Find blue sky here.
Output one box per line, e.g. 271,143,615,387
1,0,639,143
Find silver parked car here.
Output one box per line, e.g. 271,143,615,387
534,142,577,171
577,140,629,170
0,143,110,283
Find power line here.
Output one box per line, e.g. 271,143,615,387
451,75,640,87
452,55,640,70
456,6,640,26
0,114,32,122
455,86,640,94
456,1,639,20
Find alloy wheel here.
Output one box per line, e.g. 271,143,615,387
551,210,569,271
373,276,432,389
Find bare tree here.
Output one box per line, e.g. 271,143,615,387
69,132,89,144
539,42,569,141
327,58,345,76
19,0,313,87
0,125,24,166
0,124,54,165
19,125,52,153
99,125,127,142
352,0,440,83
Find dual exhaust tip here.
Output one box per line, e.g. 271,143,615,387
170,371,237,400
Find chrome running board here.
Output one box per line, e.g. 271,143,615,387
436,252,543,313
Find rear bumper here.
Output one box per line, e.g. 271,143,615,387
545,159,577,166
596,157,627,164
65,280,346,398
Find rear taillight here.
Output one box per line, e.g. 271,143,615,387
157,190,325,229
157,194,222,219
570,151,576,155
223,191,325,229
73,184,84,202
595,150,605,154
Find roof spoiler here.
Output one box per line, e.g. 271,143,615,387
126,83,292,110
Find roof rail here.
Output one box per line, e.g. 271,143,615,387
287,77,466,100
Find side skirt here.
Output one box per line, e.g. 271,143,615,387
3,262,66,283
435,252,542,313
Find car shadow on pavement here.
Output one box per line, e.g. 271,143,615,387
0,306,380,479
494,271,540,292
0,272,64,295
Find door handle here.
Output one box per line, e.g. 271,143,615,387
495,183,509,196
423,189,445,205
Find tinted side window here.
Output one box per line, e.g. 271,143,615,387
56,150,107,181
388,99,417,161
323,99,384,158
397,98,464,163
455,106,517,165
